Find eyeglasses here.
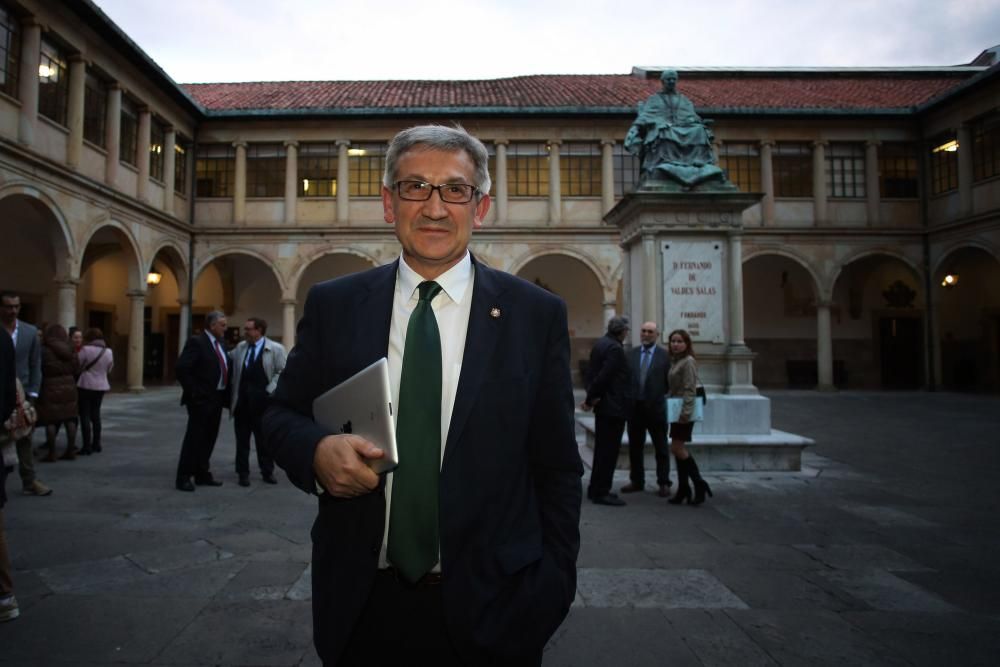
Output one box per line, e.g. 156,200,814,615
640,328,656,333
395,180,479,204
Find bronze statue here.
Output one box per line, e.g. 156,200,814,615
625,69,729,189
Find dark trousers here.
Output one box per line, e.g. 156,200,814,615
234,405,273,477
176,391,225,482
78,388,105,450
337,571,461,667
588,415,625,498
626,402,670,486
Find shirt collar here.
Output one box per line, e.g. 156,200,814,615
397,251,473,306
206,331,223,348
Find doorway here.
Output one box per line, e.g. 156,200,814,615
879,315,923,388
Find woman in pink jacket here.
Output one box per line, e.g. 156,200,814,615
76,328,113,455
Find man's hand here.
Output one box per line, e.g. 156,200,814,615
579,398,598,412
313,434,384,497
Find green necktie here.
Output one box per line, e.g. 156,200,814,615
388,280,443,583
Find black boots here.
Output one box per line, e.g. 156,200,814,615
668,456,713,506
668,457,691,505
689,457,713,505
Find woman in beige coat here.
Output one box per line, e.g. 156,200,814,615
666,329,713,505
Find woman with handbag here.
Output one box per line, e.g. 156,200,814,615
666,329,713,506
36,324,80,462
76,328,113,455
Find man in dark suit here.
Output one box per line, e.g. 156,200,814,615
581,316,632,507
263,125,582,666
621,321,672,497
174,310,231,492
0,291,51,497
229,317,286,487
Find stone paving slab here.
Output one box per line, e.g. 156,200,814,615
575,568,748,609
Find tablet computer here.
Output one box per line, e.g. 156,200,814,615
311,357,398,474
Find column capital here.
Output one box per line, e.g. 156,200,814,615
53,277,80,288
137,104,151,115
493,138,509,146
600,139,616,147
335,139,351,147
865,139,882,148
232,140,248,149
68,53,86,64
176,297,190,306
283,140,299,149
21,15,41,29
281,298,298,306
163,125,176,135
727,228,745,239
811,139,829,148
547,139,562,147
126,290,147,299
759,139,775,148
815,299,834,309
107,81,122,92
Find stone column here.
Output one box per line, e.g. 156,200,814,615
958,123,974,218
66,56,86,169
136,106,151,201
602,301,617,329
17,18,41,146
642,233,657,323
163,127,176,214
336,140,350,223
55,278,78,328
600,140,616,215
105,84,121,186
812,140,828,225
760,140,775,225
126,290,146,392
233,141,247,224
548,140,561,224
284,141,298,224
282,299,297,350
177,298,190,357
865,140,880,225
727,232,746,348
815,300,835,391
494,140,508,224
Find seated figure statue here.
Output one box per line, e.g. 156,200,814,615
625,69,728,189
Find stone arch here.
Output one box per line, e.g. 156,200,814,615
290,247,379,298
147,238,191,296
932,239,1000,277
78,218,145,290
742,247,824,300
830,247,923,295
194,247,287,295
508,247,612,295
0,182,75,267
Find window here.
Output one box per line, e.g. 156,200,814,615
560,143,601,196
298,142,337,197
773,142,813,197
507,143,549,197
246,143,285,197
119,96,138,165
195,143,234,197
82,70,106,147
929,134,958,195
149,118,166,181
972,116,1000,182
878,142,918,198
826,142,865,198
718,142,761,193
37,38,68,126
348,143,386,197
0,4,19,99
174,138,188,195
613,143,640,196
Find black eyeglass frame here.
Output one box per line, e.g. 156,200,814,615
393,180,480,204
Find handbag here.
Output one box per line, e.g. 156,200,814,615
2,378,36,463
666,363,707,423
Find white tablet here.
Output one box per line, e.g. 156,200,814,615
311,357,398,474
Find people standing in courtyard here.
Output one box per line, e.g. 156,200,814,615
174,311,231,492
37,325,80,462
666,329,712,506
622,321,672,498
229,317,285,487
76,328,113,455
581,316,632,507
0,327,20,621
0,292,51,496
263,125,582,665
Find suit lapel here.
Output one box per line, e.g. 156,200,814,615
349,261,397,368
443,257,505,465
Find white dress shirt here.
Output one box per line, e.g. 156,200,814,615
207,331,228,390
380,251,474,569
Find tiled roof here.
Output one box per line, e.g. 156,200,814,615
182,73,974,115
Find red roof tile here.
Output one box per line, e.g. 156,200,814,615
182,73,972,114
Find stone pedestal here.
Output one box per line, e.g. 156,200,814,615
596,187,813,470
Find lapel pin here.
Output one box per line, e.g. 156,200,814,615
489,307,501,319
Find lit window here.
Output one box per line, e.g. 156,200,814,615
878,142,918,198
119,96,138,166
718,142,761,193
507,143,549,197
298,142,337,197
195,143,235,197
38,37,68,126
560,143,601,196
348,143,386,197
929,134,958,195
174,138,188,195
149,118,166,182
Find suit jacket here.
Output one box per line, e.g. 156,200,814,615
175,332,232,407
585,333,632,418
12,319,41,397
228,336,287,414
263,256,582,664
629,344,670,420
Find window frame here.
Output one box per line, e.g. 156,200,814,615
718,141,762,193
245,143,286,198
0,3,20,100
825,142,866,199
149,117,166,182
972,115,1000,183
82,68,106,147
348,142,387,197
507,142,549,197
559,142,602,197
878,142,919,199
37,36,68,127
195,143,235,198
773,142,813,197
298,142,338,197
929,133,958,196
173,136,188,196
119,95,139,166
613,143,640,197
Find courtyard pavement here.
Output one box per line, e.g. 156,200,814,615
1,387,998,666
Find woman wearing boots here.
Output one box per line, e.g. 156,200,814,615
666,329,713,506
36,324,80,461
76,328,113,455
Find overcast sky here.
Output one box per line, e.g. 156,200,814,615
92,0,1000,83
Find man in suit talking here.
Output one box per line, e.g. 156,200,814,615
263,125,582,666
621,321,672,497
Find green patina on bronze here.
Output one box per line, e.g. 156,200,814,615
625,69,737,192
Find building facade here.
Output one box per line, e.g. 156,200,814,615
2,0,998,391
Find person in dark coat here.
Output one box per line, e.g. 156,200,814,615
621,321,672,497
36,324,79,462
581,315,633,506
